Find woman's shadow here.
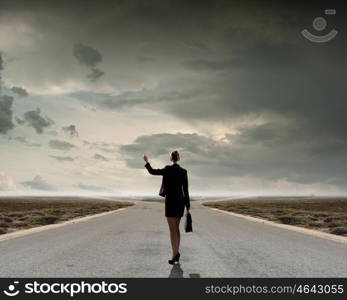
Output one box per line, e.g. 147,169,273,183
168,264,201,278
168,263,184,278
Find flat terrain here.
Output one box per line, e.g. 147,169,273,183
0,197,133,235
203,197,347,237
0,198,346,277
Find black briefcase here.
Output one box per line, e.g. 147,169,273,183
185,211,193,232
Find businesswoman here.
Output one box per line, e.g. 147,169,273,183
143,150,190,264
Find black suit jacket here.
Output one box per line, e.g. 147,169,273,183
145,162,190,209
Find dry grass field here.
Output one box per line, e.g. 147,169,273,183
203,197,347,237
0,197,133,235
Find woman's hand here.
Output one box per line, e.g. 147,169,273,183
143,154,149,163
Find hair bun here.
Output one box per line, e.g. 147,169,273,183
170,150,180,162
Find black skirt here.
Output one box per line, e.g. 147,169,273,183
165,196,185,217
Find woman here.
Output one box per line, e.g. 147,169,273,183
143,150,190,265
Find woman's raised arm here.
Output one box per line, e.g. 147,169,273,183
143,154,166,175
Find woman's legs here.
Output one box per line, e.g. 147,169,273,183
166,217,181,258
175,217,181,255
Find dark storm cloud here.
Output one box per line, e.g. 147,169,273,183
49,155,75,162
0,95,15,134
73,43,105,82
49,139,75,151
120,132,347,185
136,55,156,63
11,86,28,97
23,108,54,134
93,153,109,162
21,175,56,191
0,52,15,134
2,0,347,190
64,1,346,152
99,97,146,110
183,40,212,53
95,87,200,112
118,133,229,169
0,52,3,91
87,68,104,82
226,122,304,146
62,124,78,137
182,40,303,72
0,51,6,94
183,58,233,71
73,43,102,68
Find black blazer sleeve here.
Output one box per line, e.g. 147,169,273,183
183,171,190,209
145,162,166,175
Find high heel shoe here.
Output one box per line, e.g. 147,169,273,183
168,252,180,265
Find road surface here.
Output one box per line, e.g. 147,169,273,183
1,199,347,277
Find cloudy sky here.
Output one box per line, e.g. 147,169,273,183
0,0,346,196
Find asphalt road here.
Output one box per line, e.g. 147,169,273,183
0,199,347,277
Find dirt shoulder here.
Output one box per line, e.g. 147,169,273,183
203,197,347,237
0,197,133,235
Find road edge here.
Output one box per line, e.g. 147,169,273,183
208,207,347,245
0,208,127,243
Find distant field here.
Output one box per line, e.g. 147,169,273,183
203,197,347,237
0,197,133,235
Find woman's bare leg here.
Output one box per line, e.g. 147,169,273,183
166,217,180,257
176,217,181,254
